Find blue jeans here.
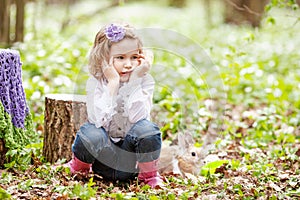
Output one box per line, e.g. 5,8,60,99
72,119,162,181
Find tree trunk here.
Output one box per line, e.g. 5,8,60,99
0,139,7,168
224,0,268,27
15,0,25,42
0,0,26,44
46,0,78,5
0,0,11,44
203,0,212,27
168,0,187,8
43,94,87,163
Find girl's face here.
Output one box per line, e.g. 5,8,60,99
109,38,141,82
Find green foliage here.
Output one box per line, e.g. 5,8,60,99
53,177,98,199
70,178,98,200
4,142,43,171
0,100,39,171
0,103,38,150
0,187,11,200
265,0,299,26
265,0,299,11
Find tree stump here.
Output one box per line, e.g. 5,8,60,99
43,94,88,163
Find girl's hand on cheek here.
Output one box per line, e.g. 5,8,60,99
103,57,120,83
130,50,153,81
143,50,154,65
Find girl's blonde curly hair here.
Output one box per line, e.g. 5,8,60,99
88,23,143,80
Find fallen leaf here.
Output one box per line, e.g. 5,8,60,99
268,181,282,192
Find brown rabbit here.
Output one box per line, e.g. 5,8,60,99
158,132,202,177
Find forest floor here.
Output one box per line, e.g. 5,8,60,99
1,104,300,200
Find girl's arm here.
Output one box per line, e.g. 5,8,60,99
86,57,120,129
86,76,117,129
103,57,120,96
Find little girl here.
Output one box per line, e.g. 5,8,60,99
66,23,163,188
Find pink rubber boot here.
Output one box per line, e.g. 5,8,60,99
54,154,91,174
138,159,164,188
65,155,92,174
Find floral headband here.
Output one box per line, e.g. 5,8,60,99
104,24,126,42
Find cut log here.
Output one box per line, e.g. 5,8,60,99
43,94,87,163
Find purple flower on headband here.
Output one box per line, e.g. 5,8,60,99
105,24,126,42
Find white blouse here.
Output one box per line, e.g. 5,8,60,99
86,74,155,139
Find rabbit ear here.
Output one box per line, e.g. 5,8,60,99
177,132,194,150
177,132,185,149
184,132,195,145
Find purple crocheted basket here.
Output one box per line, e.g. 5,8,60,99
0,49,29,128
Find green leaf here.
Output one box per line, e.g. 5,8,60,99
265,4,272,11
115,193,124,200
141,184,151,191
167,193,176,200
201,160,228,177
0,187,11,200
266,17,276,25
230,159,241,170
150,195,159,200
